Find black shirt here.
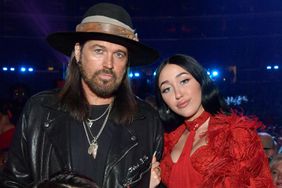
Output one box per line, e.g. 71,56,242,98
70,104,113,187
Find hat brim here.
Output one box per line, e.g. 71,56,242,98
47,32,159,66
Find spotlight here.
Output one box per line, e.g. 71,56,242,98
212,70,219,77
207,69,220,80
20,67,26,72
134,72,140,77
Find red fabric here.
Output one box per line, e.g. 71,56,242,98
0,128,15,150
164,111,210,188
160,112,274,188
184,111,210,131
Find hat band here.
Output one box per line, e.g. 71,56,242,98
76,22,139,41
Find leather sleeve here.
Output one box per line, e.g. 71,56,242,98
0,99,33,188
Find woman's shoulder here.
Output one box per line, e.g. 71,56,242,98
202,112,273,187
208,111,264,159
210,111,263,132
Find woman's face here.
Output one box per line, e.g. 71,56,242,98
158,64,204,121
271,161,282,188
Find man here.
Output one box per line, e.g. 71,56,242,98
258,132,277,162
0,3,163,188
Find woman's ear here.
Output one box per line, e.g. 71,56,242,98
74,43,81,63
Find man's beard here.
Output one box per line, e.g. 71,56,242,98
80,66,124,98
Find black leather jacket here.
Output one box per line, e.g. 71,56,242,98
0,90,164,188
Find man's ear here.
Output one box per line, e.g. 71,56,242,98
74,43,81,63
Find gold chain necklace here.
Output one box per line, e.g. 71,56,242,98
86,104,111,128
82,103,112,159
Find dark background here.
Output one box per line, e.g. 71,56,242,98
1,0,281,135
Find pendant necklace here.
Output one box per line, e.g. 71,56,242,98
82,103,112,159
86,104,111,128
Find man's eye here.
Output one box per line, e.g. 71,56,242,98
94,48,104,54
115,52,126,59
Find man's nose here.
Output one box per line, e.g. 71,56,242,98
103,54,114,69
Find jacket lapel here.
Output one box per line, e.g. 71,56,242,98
104,124,138,175
43,111,72,170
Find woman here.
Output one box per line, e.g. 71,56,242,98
270,154,282,188
0,100,16,168
155,54,273,187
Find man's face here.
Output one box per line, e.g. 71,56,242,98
259,134,276,160
77,40,128,98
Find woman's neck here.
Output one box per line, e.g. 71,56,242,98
186,105,205,122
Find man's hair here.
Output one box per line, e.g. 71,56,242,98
58,53,137,125
32,171,99,188
154,54,230,125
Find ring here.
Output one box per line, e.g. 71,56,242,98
155,166,161,174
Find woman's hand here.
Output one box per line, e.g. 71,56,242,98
149,153,161,188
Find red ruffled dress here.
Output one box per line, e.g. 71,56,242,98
160,111,274,188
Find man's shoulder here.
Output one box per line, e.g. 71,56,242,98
134,97,160,121
135,97,157,112
25,89,60,109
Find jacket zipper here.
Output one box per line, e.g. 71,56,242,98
103,142,138,187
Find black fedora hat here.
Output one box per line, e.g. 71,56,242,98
47,3,159,66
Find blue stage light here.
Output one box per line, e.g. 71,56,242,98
274,65,279,70
2,67,8,71
207,69,220,80
10,67,15,71
20,67,26,72
212,70,219,77
134,72,140,77
266,66,272,70
28,67,34,72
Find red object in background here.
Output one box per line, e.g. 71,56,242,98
57,80,65,88
0,128,15,150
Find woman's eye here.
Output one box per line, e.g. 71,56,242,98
161,87,170,94
180,78,189,85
